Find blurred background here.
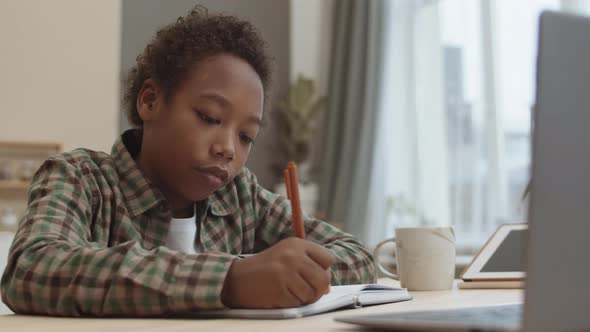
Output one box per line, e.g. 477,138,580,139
1,0,590,314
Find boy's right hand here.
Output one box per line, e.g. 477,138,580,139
220,237,334,308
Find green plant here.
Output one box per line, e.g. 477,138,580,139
273,75,326,177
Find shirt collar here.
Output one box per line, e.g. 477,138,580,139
112,129,166,217
112,129,233,217
208,190,233,216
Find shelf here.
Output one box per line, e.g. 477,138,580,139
0,224,18,232
0,141,61,149
0,180,30,191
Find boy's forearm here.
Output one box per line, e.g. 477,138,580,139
302,219,376,284
1,237,236,316
324,239,377,285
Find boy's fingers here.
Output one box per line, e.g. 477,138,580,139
283,285,306,308
287,273,318,305
298,256,331,299
303,242,334,270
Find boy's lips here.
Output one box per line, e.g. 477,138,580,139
195,166,229,186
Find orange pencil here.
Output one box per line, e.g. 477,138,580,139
285,161,305,239
283,168,292,201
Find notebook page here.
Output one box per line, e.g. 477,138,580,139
185,284,408,319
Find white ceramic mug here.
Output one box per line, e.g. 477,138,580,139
373,226,456,291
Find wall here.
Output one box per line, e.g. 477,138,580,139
120,0,290,188
0,0,121,153
289,0,335,186
290,0,334,97
0,0,121,314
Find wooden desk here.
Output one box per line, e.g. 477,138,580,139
0,279,523,332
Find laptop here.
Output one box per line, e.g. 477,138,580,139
336,10,590,332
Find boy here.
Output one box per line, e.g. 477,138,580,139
0,6,375,316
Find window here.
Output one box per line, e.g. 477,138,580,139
372,0,562,250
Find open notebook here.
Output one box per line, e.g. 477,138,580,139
188,284,411,319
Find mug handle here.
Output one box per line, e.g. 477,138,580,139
373,238,399,279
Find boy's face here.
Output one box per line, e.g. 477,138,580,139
137,53,264,207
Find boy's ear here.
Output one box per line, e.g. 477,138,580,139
136,79,161,122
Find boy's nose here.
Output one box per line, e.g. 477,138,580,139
211,137,235,161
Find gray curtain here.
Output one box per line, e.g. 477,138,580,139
319,0,389,243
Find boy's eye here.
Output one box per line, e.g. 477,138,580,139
240,133,255,145
197,111,220,125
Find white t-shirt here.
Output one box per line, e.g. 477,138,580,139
165,212,199,255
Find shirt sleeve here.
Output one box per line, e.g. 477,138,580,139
241,168,377,285
0,157,237,316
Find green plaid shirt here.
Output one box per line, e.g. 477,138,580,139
1,130,375,316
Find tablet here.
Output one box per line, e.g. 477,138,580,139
461,224,527,281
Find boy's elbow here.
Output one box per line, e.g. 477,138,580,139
2,246,52,315
1,265,26,314
366,257,378,283
357,251,377,283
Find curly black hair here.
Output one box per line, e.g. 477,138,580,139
123,5,272,128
